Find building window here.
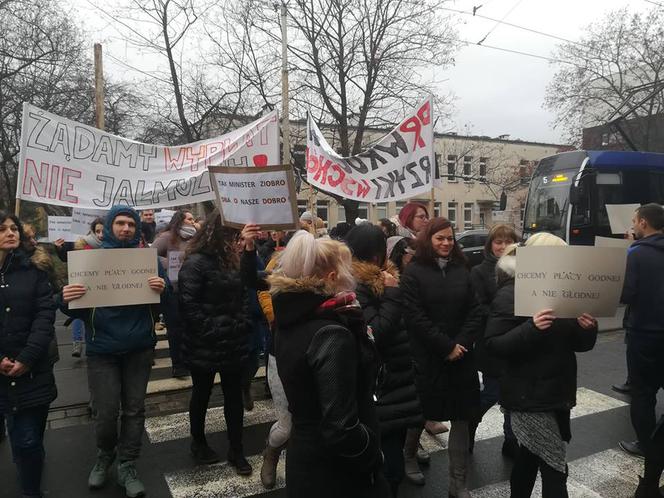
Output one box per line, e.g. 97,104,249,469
376,204,388,220
434,202,442,218
479,212,485,227
447,202,457,224
435,153,442,181
520,202,525,221
479,157,487,180
447,155,457,182
317,200,328,221
297,200,307,217
463,156,472,181
358,204,369,220
464,202,473,229
337,205,346,223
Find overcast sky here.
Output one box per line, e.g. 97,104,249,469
70,0,655,145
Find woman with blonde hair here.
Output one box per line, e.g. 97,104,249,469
485,232,598,497
269,230,388,497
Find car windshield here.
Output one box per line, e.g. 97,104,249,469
524,170,575,233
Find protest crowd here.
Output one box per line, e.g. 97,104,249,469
0,200,663,498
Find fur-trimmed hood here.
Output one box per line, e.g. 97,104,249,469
30,246,54,274
268,273,340,297
351,260,399,297
495,247,517,287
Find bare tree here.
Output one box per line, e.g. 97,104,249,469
545,6,664,147
243,0,459,221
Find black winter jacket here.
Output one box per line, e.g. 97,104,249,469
401,258,482,422
352,261,423,435
270,273,388,498
470,254,503,377
485,279,597,412
178,249,257,371
621,233,664,336
0,250,57,413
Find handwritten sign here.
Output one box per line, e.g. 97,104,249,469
306,97,434,202
71,208,107,235
67,248,160,309
16,103,279,209
595,236,632,249
168,250,185,283
606,204,640,234
514,246,628,318
48,216,76,242
209,165,298,230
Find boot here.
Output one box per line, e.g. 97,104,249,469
116,460,146,498
403,427,425,485
635,476,664,497
190,438,220,465
228,446,252,476
71,341,83,358
260,442,283,489
417,442,431,466
449,424,471,498
425,420,449,435
88,450,116,489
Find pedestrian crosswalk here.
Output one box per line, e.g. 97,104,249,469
153,387,642,498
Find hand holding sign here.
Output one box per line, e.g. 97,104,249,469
533,309,556,331
577,313,597,330
148,276,166,294
62,283,87,303
240,224,261,251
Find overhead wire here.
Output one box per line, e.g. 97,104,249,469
476,0,526,45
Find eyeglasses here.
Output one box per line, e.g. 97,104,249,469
413,214,429,220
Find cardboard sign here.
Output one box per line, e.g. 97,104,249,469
67,248,160,309
606,204,640,234
48,216,76,242
71,208,107,235
209,165,298,230
595,236,632,249
306,97,434,202
155,209,176,227
168,250,185,283
16,103,279,209
514,246,628,318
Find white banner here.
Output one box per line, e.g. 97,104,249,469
305,97,434,202
48,216,76,242
514,246,628,318
16,103,280,210
209,165,298,230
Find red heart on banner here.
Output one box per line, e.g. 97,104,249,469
253,154,268,167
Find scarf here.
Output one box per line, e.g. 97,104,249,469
436,257,449,271
83,233,102,249
179,225,197,240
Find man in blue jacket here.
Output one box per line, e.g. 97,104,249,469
61,205,167,498
617,204,664,467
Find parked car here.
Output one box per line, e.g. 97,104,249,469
456,229,489,267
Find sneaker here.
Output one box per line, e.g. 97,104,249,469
71,341,83,358
619,440,646,459
191,439,220,465
172,366,190,379
116,460,146,498
228,447,253,476
88,450,116,489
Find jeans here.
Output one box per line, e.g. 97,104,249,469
71,318,84,342
480,374,516,441
381,427,406,498
6,404,50,497
162,291,185,369
87,348,154,461
626,334,664,451
510,444,568,498
189,366,244,451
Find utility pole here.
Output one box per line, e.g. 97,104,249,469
94,43,105,131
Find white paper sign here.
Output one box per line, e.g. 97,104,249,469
606,204,640,234
48,216,76,242
168,251,185,283
16,103,279,209
306,97,434,202
209,165,298,230
514,246,628,318
71,208,107,235
595,236,632,249
155,209,176,227
67,248,160,309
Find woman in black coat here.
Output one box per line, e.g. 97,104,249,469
485,233,598,498
269,230,389,498
178,210,260,475
469,224,519,456
0,211,57,498
401,217,482,498
346,224,423,498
